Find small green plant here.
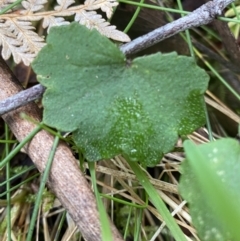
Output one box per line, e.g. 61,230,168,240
32,23,209,167
30,21,210,240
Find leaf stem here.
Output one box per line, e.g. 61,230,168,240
123,0,146,33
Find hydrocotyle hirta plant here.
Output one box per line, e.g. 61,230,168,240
0,0,130,65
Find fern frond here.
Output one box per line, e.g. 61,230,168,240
0,0,130,65
21,0,47,13
42,16,70,32
0,19,45,65
84,0,118,18
54,0,75,11
75,10,130,42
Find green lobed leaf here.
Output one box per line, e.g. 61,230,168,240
180,139,240,241
32,23,209,166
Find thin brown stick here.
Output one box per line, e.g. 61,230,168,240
120,0,234,55
0,57,123,241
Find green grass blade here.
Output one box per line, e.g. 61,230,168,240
126,159,187,241
88,161,113,240
0,125,42,169
5,124,11,241
26,135,60,241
